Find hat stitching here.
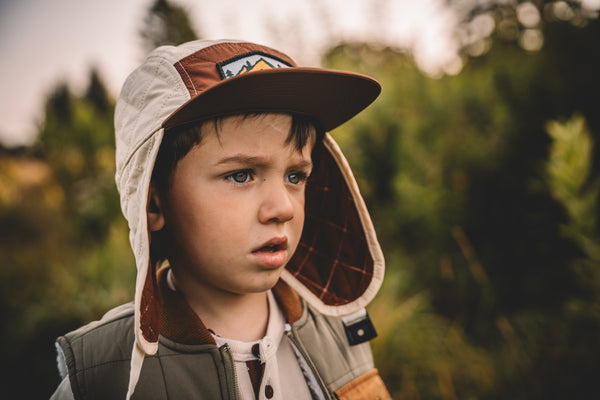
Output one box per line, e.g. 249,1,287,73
118,68,184,178
292,239,373,287
116,55,169,178
295,240,371,274
321,218,347,301
176,61,198,95
129,57,162,137
118,127,162,190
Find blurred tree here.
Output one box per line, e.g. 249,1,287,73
2,1,201,397
325,41,504,399
324,14,600,399
86,67,113,114
139,0,199,55
0,70,135,398
446,0,599,57
36,73,120,242
546,115,600,291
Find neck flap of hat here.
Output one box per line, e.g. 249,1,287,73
281,133,384,316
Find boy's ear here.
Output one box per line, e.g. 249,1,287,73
147,185,165,232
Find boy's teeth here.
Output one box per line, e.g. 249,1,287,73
254,242,285,253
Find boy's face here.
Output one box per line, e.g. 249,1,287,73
151,114,314,296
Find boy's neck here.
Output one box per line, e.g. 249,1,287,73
170,269,270,342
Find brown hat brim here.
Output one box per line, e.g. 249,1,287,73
162,67,381,132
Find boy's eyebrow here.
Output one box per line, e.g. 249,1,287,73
215,155,313,169
214,155,268,167
289,159,313,170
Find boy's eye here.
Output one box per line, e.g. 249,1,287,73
287,172,307,185
227,170,253,183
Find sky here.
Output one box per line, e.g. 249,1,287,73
0,0,460,147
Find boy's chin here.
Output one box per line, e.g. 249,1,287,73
242,270,285,294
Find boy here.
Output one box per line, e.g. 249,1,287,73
51,39,390,400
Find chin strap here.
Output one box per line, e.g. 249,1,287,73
125,342,146,400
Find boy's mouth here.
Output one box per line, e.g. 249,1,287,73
260,245,278,253
253,237,288,253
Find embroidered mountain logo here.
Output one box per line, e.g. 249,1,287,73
217,51,292,80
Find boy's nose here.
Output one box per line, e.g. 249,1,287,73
258,182,294,224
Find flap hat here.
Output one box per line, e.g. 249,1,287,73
114,39,384,398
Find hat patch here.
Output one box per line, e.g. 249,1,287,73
217,51,292,80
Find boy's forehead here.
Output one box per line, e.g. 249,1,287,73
200,113,288,137
201,113,316,149
191,115,313,162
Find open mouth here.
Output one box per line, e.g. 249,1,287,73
256,245,280,253
251,237,289,268
253,237,288,254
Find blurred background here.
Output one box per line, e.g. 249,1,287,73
1,0,599,398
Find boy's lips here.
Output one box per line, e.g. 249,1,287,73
251,236,288,268
252,236,288,253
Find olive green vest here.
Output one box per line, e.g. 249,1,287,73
56,301,377,400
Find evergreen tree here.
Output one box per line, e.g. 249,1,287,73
139,0,199,55
2,1,202,397
1,69,133,399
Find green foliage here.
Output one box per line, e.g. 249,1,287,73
448,0,599,56
325,17,600,400
545,116,600,316
370,256,496,399
1,0,202,396
546,115,600,262
36,74,121,243
0,71,134,398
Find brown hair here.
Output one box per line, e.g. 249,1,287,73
151,113,324,194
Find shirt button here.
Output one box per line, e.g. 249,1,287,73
265,384,274,398
252,343,260,358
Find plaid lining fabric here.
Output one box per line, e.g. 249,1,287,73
286,143,374,306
